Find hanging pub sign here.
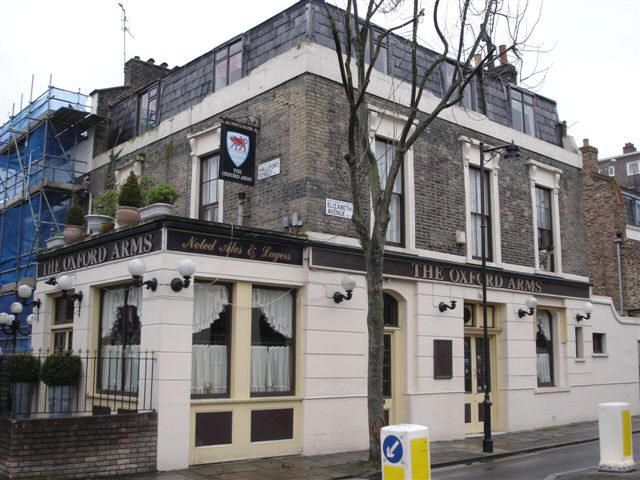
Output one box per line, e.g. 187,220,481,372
219,123,256,186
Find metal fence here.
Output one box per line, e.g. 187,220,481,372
0,349,156,418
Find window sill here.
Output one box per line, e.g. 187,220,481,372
574,358,586,363
592,353,608,358
191,396,301,405
533,386,570,394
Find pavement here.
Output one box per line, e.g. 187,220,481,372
115,416,640,480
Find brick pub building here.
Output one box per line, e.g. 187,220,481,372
29,0,640,472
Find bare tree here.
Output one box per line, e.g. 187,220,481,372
324,0,541,460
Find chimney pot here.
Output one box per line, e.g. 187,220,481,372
499,45,508,65
623,142,636,154
583,138,590,147
160,62,168,68
134,55,140,60
147,58,155,64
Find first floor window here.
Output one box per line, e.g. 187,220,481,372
593,333,606,354
626,160,640,176
138,85,158,134
536,309,554,386
608,165,615,177
192,283,230,397
536,186,554,271
375,138,403,245
200,153,220,221
251,287,294,395
469,166,492,260
99,286,142,394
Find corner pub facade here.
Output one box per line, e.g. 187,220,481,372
31,0,639,472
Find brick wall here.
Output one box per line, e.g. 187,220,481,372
0,412,157,479
580,140,640,314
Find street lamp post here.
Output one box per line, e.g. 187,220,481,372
0,285,41,350
478,140,521,453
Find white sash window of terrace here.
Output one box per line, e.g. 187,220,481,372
626,160,640,176
200,153,220,222
138,84,159,135
188,124,224,222
52,297,74,352
191,283,231,398
214,39,243,92
528,161,562,273
510,88,536,135
375,138,404,246
98,286,142,395
469,166,492,261
623,194,640,226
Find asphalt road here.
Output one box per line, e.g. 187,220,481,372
432,433,640,480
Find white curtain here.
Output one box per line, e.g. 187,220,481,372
252,288,293,338
251,346,290,393
191,345,227,394
537,354,551,384
193,284,228,333
100,345,140,393
101,288,125,338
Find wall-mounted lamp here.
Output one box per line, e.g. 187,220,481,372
439,300,457,312
17,284,41,310
333,275,356,303
518,295,538,318
128,259,158,291
171,259,196,292
46,275,83,304
576,302,594,322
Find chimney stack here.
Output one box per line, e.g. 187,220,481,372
580,138,599,174
498,45,508,65
623,142,636,154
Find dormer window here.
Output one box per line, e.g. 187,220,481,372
364,30,388,74
138,85,158,134
510,89,535,135
214,40,243,92
443,63,474,110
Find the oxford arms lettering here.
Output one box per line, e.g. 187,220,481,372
39,233,156,277
411,262,542,293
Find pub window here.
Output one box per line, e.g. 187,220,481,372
138,85,158,135
469,167,492,260
214,40,243,92
536,186,554,271
251,287,295,396
536,309,554,387
434,339,453,379
375,138,403,245
98,286,142,394
511,89,535,135
593,333,606,355
192,283,230,398
383,293,398,328
200,153,220,222
52,297,74,352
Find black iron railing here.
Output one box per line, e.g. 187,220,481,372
0,349,156,418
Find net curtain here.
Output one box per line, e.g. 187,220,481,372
100,287,142,392
191,284,229,395
251,288,293,393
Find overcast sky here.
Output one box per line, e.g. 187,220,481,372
1,0,638,158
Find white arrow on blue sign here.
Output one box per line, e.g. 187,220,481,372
382,434,403,464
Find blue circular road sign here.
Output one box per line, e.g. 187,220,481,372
382,434,403,464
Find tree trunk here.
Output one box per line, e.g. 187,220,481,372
365,235,385,461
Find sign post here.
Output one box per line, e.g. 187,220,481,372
381,424,430,480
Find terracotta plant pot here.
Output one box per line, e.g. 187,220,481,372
63,225,84,244
115,206,141,227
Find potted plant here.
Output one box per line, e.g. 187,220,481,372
40,351,81,415
86,188,117,234
139,183,179,221
63,202,85,244
45,227,65,249
5,353,40,415
116,171,142,227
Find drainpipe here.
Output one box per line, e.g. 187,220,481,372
614,234,624,313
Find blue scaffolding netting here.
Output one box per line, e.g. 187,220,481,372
0,87,92,350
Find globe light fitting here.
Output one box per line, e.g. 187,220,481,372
171,259,196,292
333,275,356,303
518,295,538,318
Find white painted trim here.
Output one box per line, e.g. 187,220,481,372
626,225,640,241
188,124,224,222
91,43,581,172
529,163,563,273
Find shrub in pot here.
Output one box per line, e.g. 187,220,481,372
6,353,40,415
40,351,82,414
139,183,179,221
63,203,85,244
86,188,117,234
116,171,142,227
